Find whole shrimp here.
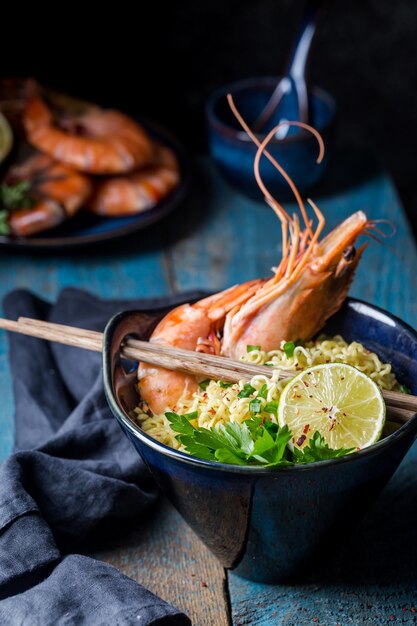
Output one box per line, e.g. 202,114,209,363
5,153,92,237
23,82,154,175
87,144,180,216
139,97,372,415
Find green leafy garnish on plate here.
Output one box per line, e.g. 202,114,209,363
0,181,36,236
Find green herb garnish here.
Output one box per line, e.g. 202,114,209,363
399,384,411,394
264,401,279,414
198,379,210,391
237,383,256,398
283,339,303,358
246,345,261,353
0,210,10,235
219,381,232,389
165,413,352,468
257,383,268,399
249,399,262,415
0,181,36,236
293,431,354,463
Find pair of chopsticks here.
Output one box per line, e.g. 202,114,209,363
0,316,416,424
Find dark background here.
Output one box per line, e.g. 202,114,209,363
2,0,417,233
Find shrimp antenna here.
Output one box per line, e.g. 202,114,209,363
227,93,325,236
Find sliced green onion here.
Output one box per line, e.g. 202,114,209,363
249,399,262,415
219,381,232,389
199,379,210,391
257,383,268,399
399,384,411,394
238,383,256,398
283,341,295,358
246,345,261,353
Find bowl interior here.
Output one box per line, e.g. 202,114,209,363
104,297,417,464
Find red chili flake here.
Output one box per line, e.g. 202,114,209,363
321,407,328,412
304,381,309,387
200,581,208,588
297,435,306,446
329,419,336,431
208,409,216,415
303,424,310,434
292,391,298,399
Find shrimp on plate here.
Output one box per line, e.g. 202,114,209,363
23,83,154,175
5,153,92,237
138,97,374,414
87,144,180,216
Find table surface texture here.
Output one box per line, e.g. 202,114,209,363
1,153,417,625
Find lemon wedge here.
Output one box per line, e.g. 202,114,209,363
278,363,385,451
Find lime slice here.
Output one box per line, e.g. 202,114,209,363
278,363,385,451
0,112,12,164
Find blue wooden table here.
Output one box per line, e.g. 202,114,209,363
1,153,417,625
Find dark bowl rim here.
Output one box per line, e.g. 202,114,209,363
205,75,336,147
103,297,417,476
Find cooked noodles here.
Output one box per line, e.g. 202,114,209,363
134,335,400,451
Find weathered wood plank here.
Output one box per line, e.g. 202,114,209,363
96,497,229,626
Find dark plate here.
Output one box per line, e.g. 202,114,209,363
0,119,190,250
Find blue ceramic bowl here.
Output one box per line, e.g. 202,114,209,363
103,298,417,583
206,76,336,201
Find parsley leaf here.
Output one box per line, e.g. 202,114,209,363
293,431,354,463
0,210,10,235
264,401,279,414
166,413,353,467
0,181,35,211
165,411,196,436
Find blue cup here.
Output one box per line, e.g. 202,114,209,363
206,76,336,201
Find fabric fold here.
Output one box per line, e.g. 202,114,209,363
0,288,200,625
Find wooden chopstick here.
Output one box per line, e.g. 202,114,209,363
0,316,416,422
